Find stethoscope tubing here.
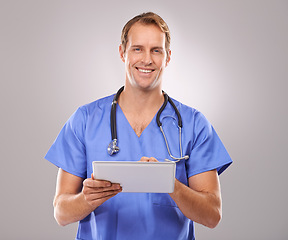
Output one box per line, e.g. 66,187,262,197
110,86,124,141
108,86,189,161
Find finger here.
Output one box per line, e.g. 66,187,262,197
85,187,122,202
90,188,122,200
85,183,122,193
148,157,158,162
88,191,121,206
139,156,149,162
139,156,158,162
83,178,112,188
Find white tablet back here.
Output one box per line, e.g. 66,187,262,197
92,161,176,193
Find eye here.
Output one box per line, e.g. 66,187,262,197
153,48,162,54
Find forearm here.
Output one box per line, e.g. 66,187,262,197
53,174,122,227
53,192,95,226
169,179,222,228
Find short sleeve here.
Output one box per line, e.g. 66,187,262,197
186,112,232,178
45,107,87,178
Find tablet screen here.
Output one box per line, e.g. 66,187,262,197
92,161,176,193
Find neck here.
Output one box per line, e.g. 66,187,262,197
118,85,164,113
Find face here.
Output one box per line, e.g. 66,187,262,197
119,23,171,91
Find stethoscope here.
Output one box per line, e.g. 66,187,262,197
107,86,189,162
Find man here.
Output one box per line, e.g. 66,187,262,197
45,12,232,240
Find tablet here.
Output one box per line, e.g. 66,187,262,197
92,161,176,193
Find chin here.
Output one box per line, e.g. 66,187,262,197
127,73,162,90
136,81,161,91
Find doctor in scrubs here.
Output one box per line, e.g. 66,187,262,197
45,12,232,240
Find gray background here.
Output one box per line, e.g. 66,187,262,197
1,0,287,239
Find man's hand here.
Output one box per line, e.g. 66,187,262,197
139,156,158,162
53,169,122,226
82,175,122,209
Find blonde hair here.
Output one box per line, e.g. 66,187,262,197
121,12,171,56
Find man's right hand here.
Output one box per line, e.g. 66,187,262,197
53,169,122,226
82,175,122,209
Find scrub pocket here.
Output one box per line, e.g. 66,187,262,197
151,193,178,208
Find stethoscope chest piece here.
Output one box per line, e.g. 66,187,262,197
107,139,119,155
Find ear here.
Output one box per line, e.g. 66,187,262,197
165,49,171,67
119,44,125,63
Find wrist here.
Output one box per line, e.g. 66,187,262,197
169,178,181,199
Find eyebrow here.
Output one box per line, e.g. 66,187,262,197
131,45,143,48
130,45,164,50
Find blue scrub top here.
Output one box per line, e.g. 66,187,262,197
45,94,232,240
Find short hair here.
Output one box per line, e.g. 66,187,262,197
121,12,171,56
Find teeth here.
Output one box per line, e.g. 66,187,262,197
138,68,153,73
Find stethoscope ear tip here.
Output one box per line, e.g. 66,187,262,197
165,158,177,163
164,155,189,162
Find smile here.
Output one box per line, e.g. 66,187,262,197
136,67,154,73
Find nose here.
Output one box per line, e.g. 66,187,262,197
142,51,152,65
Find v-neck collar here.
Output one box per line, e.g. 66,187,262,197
115,98,178,139
116,105,157,139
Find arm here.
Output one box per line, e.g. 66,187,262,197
53,168,122,226
169,169,222,228
140,157,221,228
